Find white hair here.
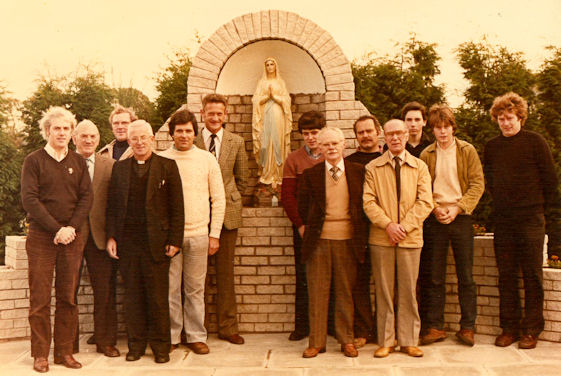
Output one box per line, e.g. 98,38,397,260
39,106,77,141
127,120,153,138
317,126,345,144
73,119,99,136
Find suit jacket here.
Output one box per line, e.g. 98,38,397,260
80,154,114,250
106,154,184,262
194,128,248,229
297,160,369,264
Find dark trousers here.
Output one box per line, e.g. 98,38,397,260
420,214,477,330
26,227,84,358
292,226,309,335
352,251,375,339
119,235,171,355
494,213,545,336
211,228,239,336
307,239,357,348
84,236,118,346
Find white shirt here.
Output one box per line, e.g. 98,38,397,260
202,127,224,160
83,153,95,181
44,143,68,162
325,159,345,180
388,150,406,167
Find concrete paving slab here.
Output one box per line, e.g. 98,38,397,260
307,368,392,376
214,368,303,376
355,346,442,366
396,366,486,376
184,344,268,367
268,348,354,368
129,368,214,376
490,364,560,376
437,344,525,364
514,341,561,362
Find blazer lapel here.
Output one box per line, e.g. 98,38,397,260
218,131,232,168
146,156,161,202
312,164,326,213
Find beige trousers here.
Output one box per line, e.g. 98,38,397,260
370,244,421,347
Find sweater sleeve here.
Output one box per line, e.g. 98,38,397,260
208,155,226,238
20,153,62,233
68,156,93,230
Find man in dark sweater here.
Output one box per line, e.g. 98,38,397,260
106,120,184,363
484,92,559,350
21,106,93,373
345,114,381,347
382,102,432,157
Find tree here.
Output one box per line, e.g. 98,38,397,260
352,36,446,125
0,85,24,260
154,49,192,124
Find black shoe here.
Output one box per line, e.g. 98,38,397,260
154,354,170,363
288,331,308,341
86,335,96,345
125,352,143,361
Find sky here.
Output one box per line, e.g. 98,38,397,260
1,0,560,107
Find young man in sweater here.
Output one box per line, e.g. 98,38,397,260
21,106,93,372
484,92,559,349
160,109,226,355
345,114,382,347
419,105,484,347
281,111,325,341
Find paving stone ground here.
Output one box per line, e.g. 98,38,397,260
1,333,560,375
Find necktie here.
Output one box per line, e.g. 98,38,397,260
330,166,339,181
209,134,217,157
86,158,94,181
394,156,401,222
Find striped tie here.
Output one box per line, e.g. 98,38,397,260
209,134,217,157
330,166,339,181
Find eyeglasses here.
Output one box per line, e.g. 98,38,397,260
384,131,407,139
129,135,151,143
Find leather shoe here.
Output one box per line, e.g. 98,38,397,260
33,357,49,373
400,346,424,357
86,335,96,345
154,354,170,363
302,347,326,358
169,344,179,353
495,332,519,347
218,333,245,345
374,346,395,358
420,328,447,345
96,345,120,357
125,352,143,361
187,342,210,354
53,354,82,369
288,331,308,341
456,329,475,347
341,343,358,357
518,334,538,349
354,337,367,348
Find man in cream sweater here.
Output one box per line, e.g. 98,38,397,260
160,109,226,355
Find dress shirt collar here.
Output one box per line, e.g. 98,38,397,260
325,158,345,173
44,143,68,162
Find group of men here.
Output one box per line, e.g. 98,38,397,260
20,90,557,372
282,93,558,359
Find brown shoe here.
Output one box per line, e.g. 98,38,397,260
455,329,475,347
495,331,519,347
96,344,120,357
400,346,424,357
33,357,49,373
288,331,308,341
374,346,395,358
187,342,210,354
420,328,447,345
54,354,82,369
354,337,367,348
518,334,538,349
341,343,358,357
218,333,245,345
302,347,326,358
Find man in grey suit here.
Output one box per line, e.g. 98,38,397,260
194,94,249,344
72,120,119,357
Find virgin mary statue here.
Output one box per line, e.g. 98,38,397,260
252,57,292,189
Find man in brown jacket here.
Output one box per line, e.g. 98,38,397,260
73,120,119,357
363,119,433,358
298,127,368,359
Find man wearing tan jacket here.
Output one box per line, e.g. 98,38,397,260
419,105,484,347
363,119,433,358
194,94,249,345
